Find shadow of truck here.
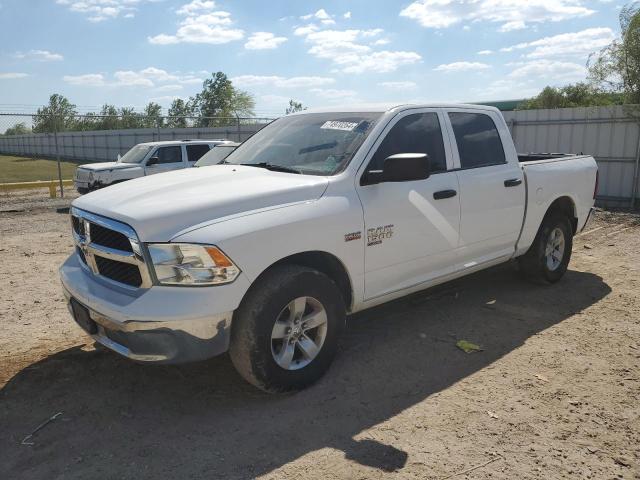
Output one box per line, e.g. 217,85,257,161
0,264,610,479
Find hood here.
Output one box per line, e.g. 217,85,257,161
72,165,329,241
79,162,139,171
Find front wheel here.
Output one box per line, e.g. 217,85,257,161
518,212,573,283
229,265,345,393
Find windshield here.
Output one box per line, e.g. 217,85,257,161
118,145,153,164
195,145,238,167
224,112,381,175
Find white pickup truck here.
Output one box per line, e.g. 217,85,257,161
73,139,234,193
60,104,598,392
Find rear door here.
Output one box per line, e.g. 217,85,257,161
145,145,185,175
357,109,461,300
445,109,525,264
185,144,212,167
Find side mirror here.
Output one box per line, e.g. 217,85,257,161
146,157,159,166
362,153,430,185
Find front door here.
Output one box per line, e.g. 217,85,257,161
356,110,461,300
145,145,185,175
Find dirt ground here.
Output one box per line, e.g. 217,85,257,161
0,192,639,480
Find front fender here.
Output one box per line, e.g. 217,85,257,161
172,194,366,306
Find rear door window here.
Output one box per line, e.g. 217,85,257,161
186,144,211,162
154,146,183,164
448,112,506,169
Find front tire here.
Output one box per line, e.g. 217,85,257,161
229,265,345,393
518,212,573,283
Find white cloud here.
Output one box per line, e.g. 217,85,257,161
299,28,421,74
176,0,215,15
149,1,243,45
343,11,351,19
501,27,615,58
13,50,64,61
301,8,335,25
63,68,200,88
478,50,493,55
114,70,155,86
310,88,358,101
245,32,287,50
56,0,153,22
293,24,319,36
508,59,586,81
155,84,184,92
434,61,490,72
232,75,335,88
0,72,29,80
400,0,595,31
63,73,105,86
378,81,417,90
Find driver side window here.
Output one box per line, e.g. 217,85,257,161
153,146,182,164
369,113,447,173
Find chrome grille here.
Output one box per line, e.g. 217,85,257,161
75,169,91,182
70,207,151,289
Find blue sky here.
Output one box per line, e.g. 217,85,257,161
0,0,622,116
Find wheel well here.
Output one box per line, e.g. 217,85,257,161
269,251,353,310
546,196,578,234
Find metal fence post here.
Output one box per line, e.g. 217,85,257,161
631,123,640,209
53,116,64,198
236,114,241,142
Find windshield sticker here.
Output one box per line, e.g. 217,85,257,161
320,121,359,131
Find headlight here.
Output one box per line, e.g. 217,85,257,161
147,243,240,286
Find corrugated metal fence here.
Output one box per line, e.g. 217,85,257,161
0,124,265,164
503,106,640,208
0,106,638,207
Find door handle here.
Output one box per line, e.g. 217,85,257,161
433,189,457,200
504,178,523,187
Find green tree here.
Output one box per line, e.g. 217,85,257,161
3,122,30,135
589,3,640,105
167,98,191,128
96,104,120,130
190,72,255,126
32,94,77,133
285,99,305,115
518,83,624,110
142,102,163,128
119,107,143,129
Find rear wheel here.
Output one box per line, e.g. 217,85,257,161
229,265,345,393
518,212,573,283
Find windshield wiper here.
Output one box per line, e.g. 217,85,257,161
240,162,302,174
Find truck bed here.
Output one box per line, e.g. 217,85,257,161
518,153,579,163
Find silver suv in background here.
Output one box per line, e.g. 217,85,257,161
74,139,235,193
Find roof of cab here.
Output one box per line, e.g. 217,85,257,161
136,139,233,147
297,103,501,114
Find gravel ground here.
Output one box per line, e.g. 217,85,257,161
0,194,638,480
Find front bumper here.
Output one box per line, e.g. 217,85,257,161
60,254,250,364
74,180,91,194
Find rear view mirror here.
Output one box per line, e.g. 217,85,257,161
146,157,159,166
362,153,430,185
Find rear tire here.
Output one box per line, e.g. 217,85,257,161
518,212,573,284
229,265,345,393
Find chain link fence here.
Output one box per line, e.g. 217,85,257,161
0,113,275,196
